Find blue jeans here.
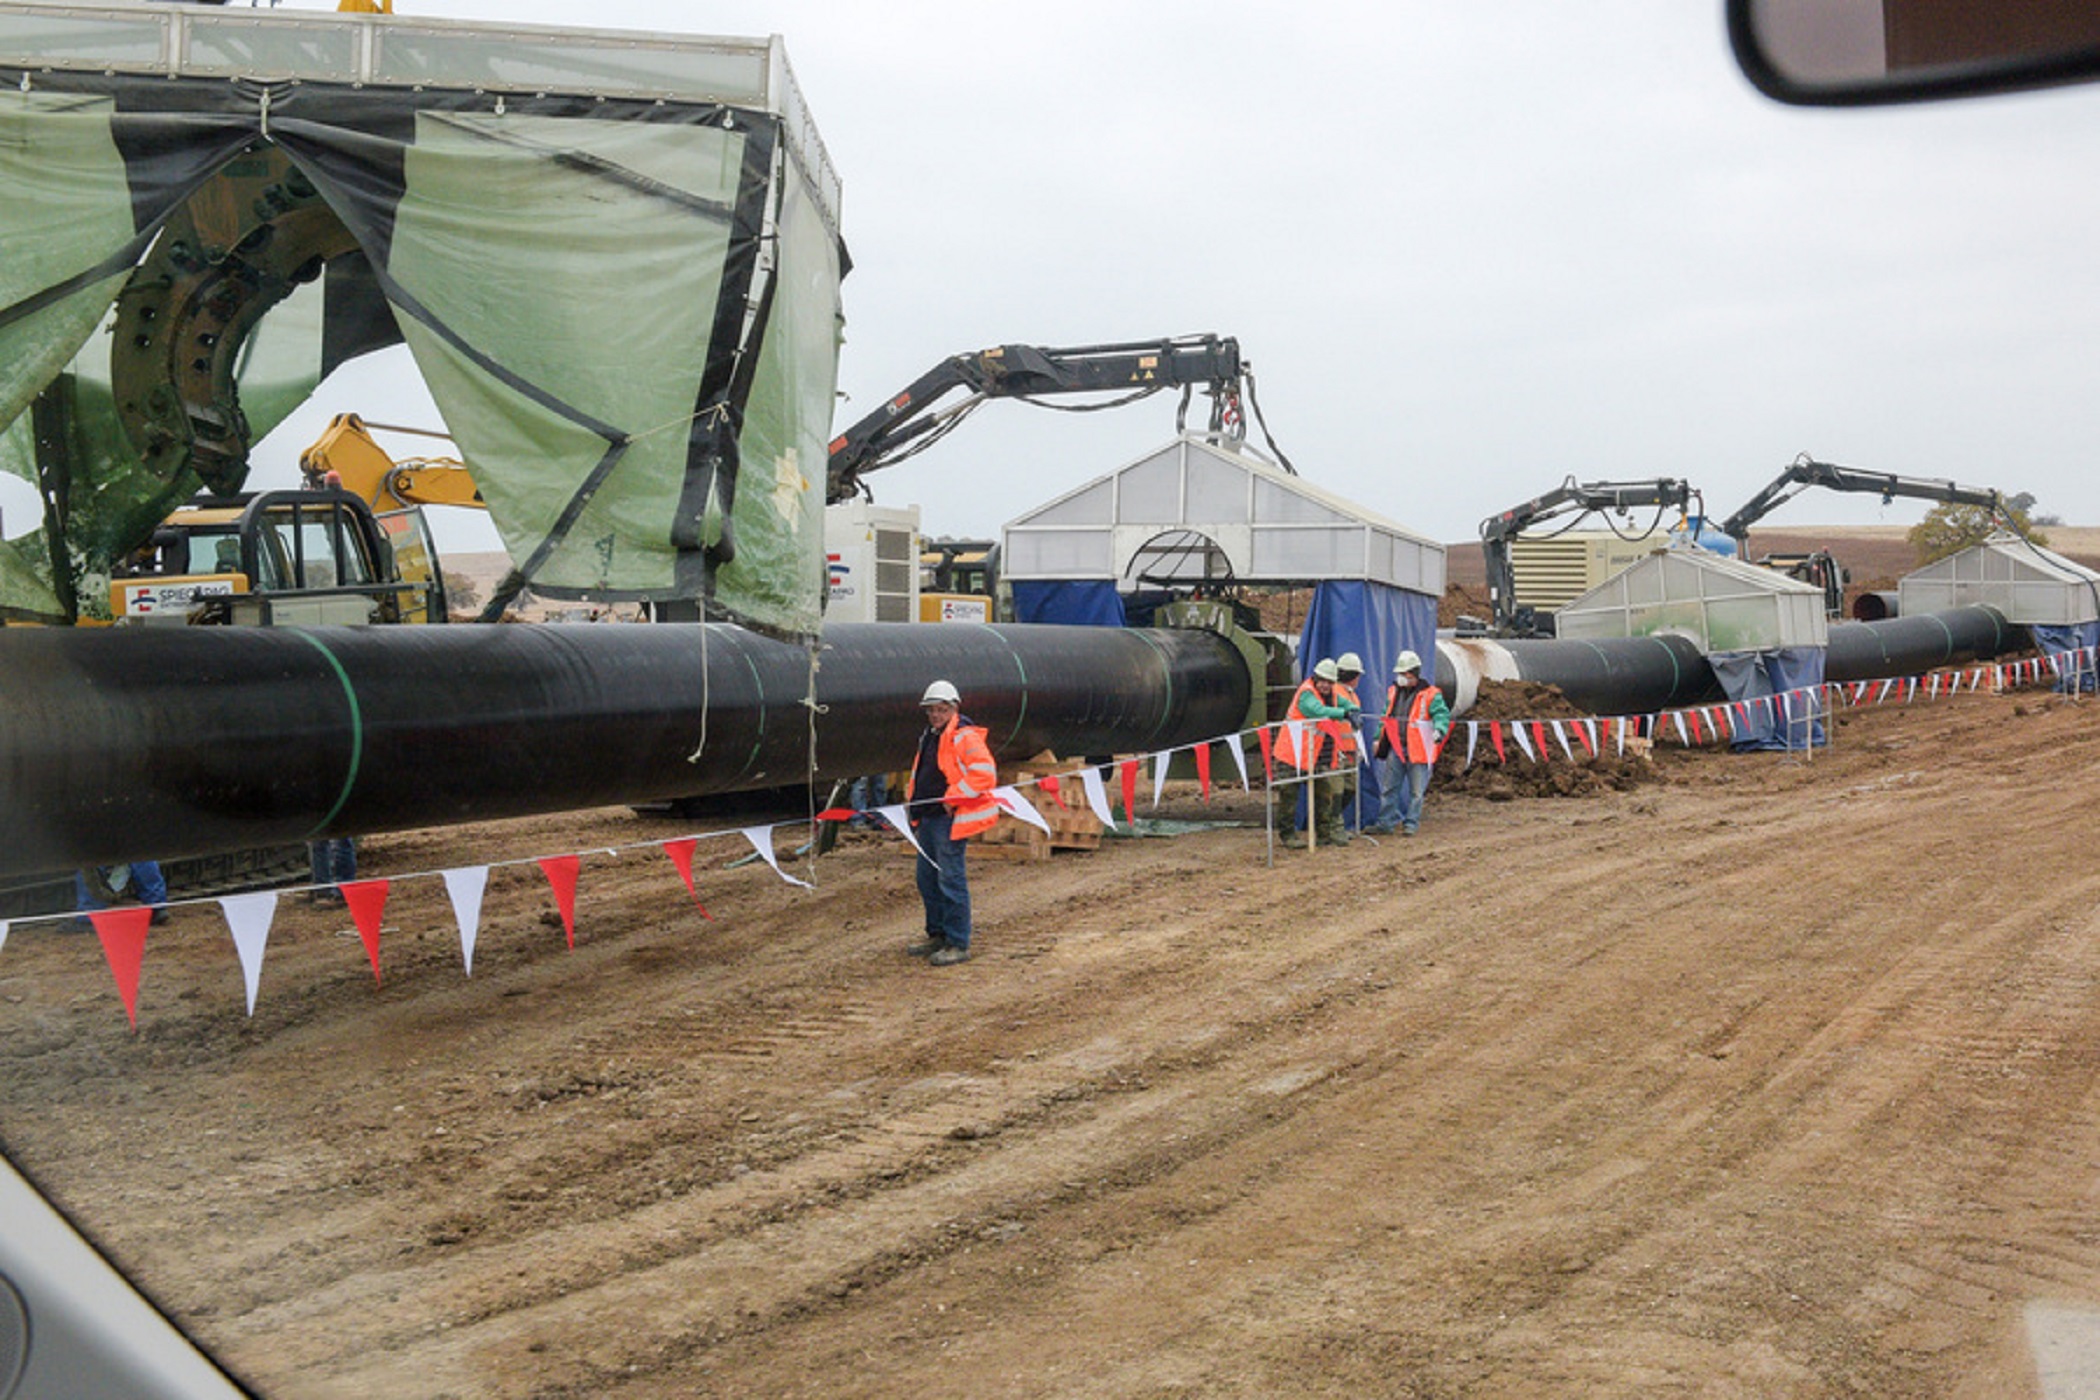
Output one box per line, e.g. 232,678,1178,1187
75,861,168,911
310,837,358,891
1375,753,1431,832
912,810,971,950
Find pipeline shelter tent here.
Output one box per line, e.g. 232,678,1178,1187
1900,534,2100,686
1001,434,1446,824
0,4,843,637
1556,547,1829,750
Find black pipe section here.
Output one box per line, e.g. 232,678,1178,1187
1435,633,1723,718
0,622,1249,880
1825,604,2020,683
1851,591,1900,622
1433,604,2021,716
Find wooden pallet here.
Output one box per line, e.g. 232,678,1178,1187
971,751,1104,861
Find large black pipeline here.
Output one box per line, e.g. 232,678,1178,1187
1432,604,2021,716
0,622,1250,880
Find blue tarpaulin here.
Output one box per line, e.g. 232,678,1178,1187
1297,580,1440,828
1710,647,1826,751
1011,580,1126,627
2031,622,2100,691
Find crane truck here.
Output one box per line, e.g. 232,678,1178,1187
1479,477,1699,635
1718,454,2013,617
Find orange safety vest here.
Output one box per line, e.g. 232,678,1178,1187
1333,680,1362,760
1386,682,1445,763
1272,679,1327,772
908,714,1002,838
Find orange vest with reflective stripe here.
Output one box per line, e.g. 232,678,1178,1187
909,714,1002,838
1392,683,1444,763
1333,680,1362,759
1272,679,1327,771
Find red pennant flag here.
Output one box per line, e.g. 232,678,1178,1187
1256,725,1275,784
341,878,390,985
1118,758,1139,825
1040,774,1069,810
1194,743,1212,800
660,838,714,921
537,854,581,950
1490,721,1506,763
1530,721,1549,761
1574,722,1597,756
89,907,151,1029
814,807,858,822
1688,709,1704,744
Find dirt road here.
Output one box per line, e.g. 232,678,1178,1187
5,683,2100,1397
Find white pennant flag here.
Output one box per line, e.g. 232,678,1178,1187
741,825,812,889
993,786,1053,835
1151,750,1171,810
1615,718,1625,757
220,891,278,1017
1227,736,1251,792
1673,711,1689,746
1464,721,1478,770
1581,718,1598,754
1550,720,1574,761
1510,722,1537,762
1282,719,1308,770
874,803,928,861
0,919,8,955
1077,766,1119,830
443,866,490,975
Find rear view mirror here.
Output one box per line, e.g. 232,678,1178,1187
1728,0,2100,105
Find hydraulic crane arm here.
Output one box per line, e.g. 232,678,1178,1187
1479,476,1696,633
1720,453,2004,554
825,334,1262,503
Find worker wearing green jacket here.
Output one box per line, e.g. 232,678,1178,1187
1272,657,1361,848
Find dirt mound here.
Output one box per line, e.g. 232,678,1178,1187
1433,678,1666,798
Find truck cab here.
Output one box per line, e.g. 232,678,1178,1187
110,488,449,626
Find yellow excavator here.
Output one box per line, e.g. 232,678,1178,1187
298,412,484,513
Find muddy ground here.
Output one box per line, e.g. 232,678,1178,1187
5,681,2100,1397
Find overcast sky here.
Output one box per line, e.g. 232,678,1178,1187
13,1,2099,555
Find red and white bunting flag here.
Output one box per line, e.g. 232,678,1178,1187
1688,708,1704,744
874,804,926,861
1039,774,1068,810
1971,667,1988,690
1906,677,1920,702
1582,718,1599,755
220,891,277,1017
1928,672,1941,699
1077,765,1119,830
1530,721,1549,761
993,786,1053,835
741,825,811,889
1281,720,1307,771
1226,736,1251,792
1510,721,1537,763
89,907,152,1029
1193,743,1213,799
1875,679,1894,704
1256,725,1275,784
1615,718,1626,757
1464,721,1478,770
1119,758,1140,824
0,919,9,955
443,865,490,976
341,878,390,983
661,837,714,920
1678,711,1694,745
1490,720,1506,763
1550,720,1574,762
538,854,581,950
1151,750,1171,810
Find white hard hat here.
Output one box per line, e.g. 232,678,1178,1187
1393,649,1423,674
921,679,960,705
1312,658,1340,682
1336,652,1363,675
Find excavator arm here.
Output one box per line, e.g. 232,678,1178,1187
299,413,484,513
1479,477,1696,633
825,334,1257,503
1720,453,2004,555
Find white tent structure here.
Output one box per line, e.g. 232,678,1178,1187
1001,436,1444,595
1554,547,1829,652
1898,532,2100,626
